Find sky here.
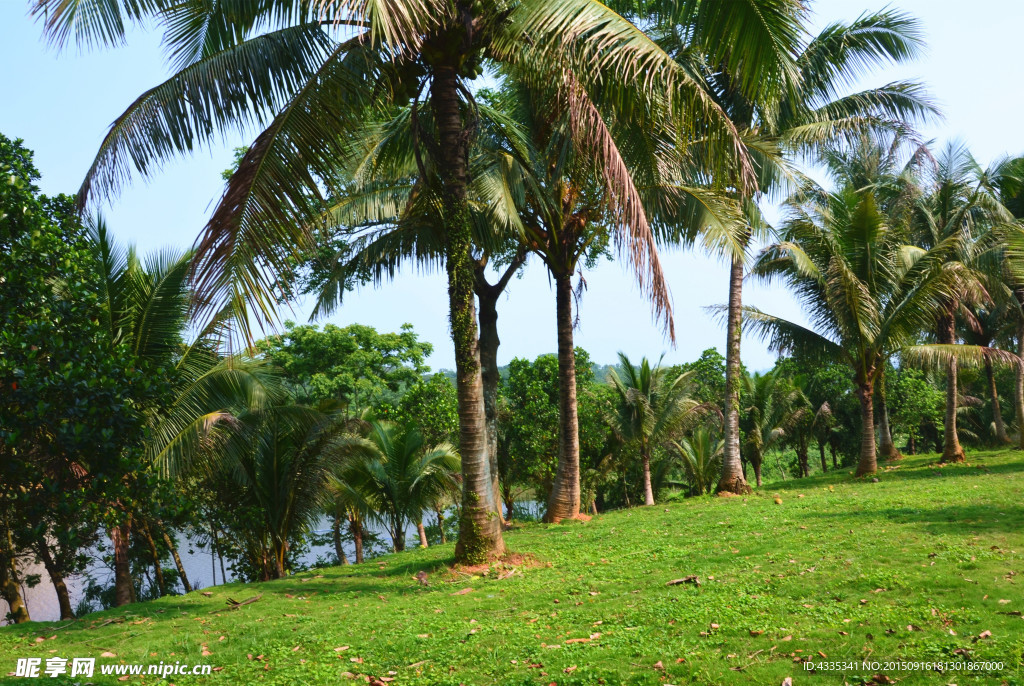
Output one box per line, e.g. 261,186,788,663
2,0,1022,373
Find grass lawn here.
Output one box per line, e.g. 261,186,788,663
2,450,1023,685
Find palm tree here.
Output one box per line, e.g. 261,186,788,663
739,370,805,486
670,426,722,496
604,354,701,505
746,152,1006,476
959,300,1016,444
909,143,1014,462
87,221,279,604
341,422,460,552
42,0,801,562
659,9,937,494
210,404,349,579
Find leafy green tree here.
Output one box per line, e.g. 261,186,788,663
0,134,153,620
889,367,944,454
604,354,702,505
392,373,460,448
255,322,431,412
341,422,460,551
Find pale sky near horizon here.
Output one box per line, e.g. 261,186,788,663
2,0,1022,372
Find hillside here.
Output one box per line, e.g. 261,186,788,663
2,451,1022,685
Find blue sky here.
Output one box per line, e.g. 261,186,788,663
1,0,1021,372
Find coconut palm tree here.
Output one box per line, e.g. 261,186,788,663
41,0,802,562
341,422,460,552
745,153,1010,476
669,425,722,496
604,354,702,505
739,370,805,486
657,8,937,494
86,220,279,604
909,143,1014,462
209,404,350,579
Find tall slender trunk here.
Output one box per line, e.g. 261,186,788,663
545,272,582,522
273,547,285,579
431,65,504,563
418,521,429,548
641,445,655,506
159,528,191,593
797,437,809,477
476,271,505,527
435,506,446,544
856,382,878,476
504,496,515,522
718,254,751,493
475,255,523,527
36,542,73,620
985,358,1010,444
938,312,966,463
111,522,133,606
818,441,827,473
139,522,165,597
333,514,349,565
877,368,902,460
393,521,406,552
941,355,966,462
1017,318,1024,450
350,515,364,564
750,448,763,487
210,525,227,584
829,440,838,469
908,432,916,455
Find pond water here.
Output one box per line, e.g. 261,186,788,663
2,501,544,624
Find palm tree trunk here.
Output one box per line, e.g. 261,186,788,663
210,525,227,584
545,272,582,522
797,438,809,477
111,522,134,606
333,515,349,565
818,440,827,473
829,440,838,469
36,541,73,620
718,255,751,494
856,382,878,476
476,255,523,527
985,357,1010,444
350,515,363,564
641,446,655,506
435,506,446,544
877,369,902,460
750,449,763,487
1017,319,1024,450
938,313,966,463
941,355,966,462
418,521,429,548
476,270,505,527
139,522,165,597
431,65,504,564
273,546,285,579
0,548,29,624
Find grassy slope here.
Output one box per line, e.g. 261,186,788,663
2,451,1023,685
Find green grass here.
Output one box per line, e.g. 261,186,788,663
3,450,1024,685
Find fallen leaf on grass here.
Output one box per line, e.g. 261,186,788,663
100,652,116,658
452,588,473,596
564,665,577,674
653,661,664,671
350,657,364,664
749,630,763,636
334,646,350,652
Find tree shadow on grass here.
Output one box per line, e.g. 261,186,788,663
800,502,1024,537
